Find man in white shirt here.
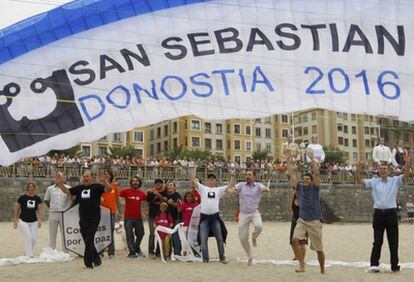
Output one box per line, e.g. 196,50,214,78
372,138,392,165
282,135,300,163
44,172,71,252
391,140,408,168
306,136,325,164
191,166,234,263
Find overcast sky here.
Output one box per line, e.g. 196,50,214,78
0,0,73,30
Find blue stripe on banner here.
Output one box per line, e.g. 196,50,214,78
0,0,210,65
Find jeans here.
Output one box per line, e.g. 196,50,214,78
370,210,399,271
79,218,100,267
199,218,225,262
124,218,145,254
171,220,182,255
148,216,156,254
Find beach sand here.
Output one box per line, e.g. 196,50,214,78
0,221,413,282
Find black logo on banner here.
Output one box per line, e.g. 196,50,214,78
0,70,84,152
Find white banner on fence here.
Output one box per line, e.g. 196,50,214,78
0,0,413,165
62,204,112,257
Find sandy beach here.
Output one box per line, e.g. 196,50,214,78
0,221,413,282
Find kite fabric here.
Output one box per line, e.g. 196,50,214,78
0,0,413,165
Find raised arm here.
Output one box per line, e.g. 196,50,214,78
286,149,298,187
402,152,411,184
99,173,113,192
190,165,198,188
55,172,70,195
354,161,364,185
308,149,320,186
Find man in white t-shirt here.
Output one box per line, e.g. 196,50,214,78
191,167,234,263
372,137,392,165
306,136,325,164
44,172,71,252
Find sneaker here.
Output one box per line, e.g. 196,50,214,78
94,260,102,267
127,253,138,259
220,259,229,264
137,252,146,258
108,255,115,259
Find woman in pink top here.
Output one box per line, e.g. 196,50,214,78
180,192,199,228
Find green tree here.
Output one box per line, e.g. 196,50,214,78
181,150,212,160
167,146,184,160
48,145,81,157
323,146,346,164
108,146,139,158
252,149,268,161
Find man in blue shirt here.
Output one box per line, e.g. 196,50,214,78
355,152,411,273
286,149,325,274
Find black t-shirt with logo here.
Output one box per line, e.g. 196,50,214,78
167,192,182,221
70,183,104,221
18,194,42,222
147,188,169,218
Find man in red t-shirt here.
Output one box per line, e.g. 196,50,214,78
120,176,147,258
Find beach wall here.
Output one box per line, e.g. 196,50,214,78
1,178,413,222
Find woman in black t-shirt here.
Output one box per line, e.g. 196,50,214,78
288,186,307,260
13,181,43,257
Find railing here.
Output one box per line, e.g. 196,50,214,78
1,164,413,185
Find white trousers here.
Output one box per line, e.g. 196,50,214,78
49,212,66,252
238,211,263,260
19,219,38,257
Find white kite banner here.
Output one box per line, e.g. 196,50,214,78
0,0,413,165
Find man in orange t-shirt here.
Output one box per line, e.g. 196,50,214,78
100,170,121,258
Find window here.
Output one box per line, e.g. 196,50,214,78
371,140,376,147
81,145,91,157
337,124,342,132
173,122,178,134
343,113,348,120
265,117,272,123
353,152,358,161
343,125,348,134
295,116,302,123
246,141,252,151
173,138,178,148
351,114,356,121
134,131,144,142
216,124,222,134
352,126,356,134
164,141,168,151
302,113,308,122
157,143,161,153
338,137,343,145
233,124,241,134
303,127,308,135
256,143,262,151
98,147,107,156
157,127,161,138
344,138,349,147
336,112,342,118
365,139,370,147
370,128,375,135
311,112,317,121
113,133,121,142
234,140,241,150
163,125,168,137
185,138,188,147
216,139,223,150
312,125,317,134
235,156,241,164
191,137,200,148
245,125,251,135
364,127,369,134
265,128,271,138
191,120,200,131
266,143,271,152
282,129,289,138
352,139,357,147
281,115,288,123
205,138,212,150
255,118,261,123
150,144,154,155
255,128,261,137
205,122,211,133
